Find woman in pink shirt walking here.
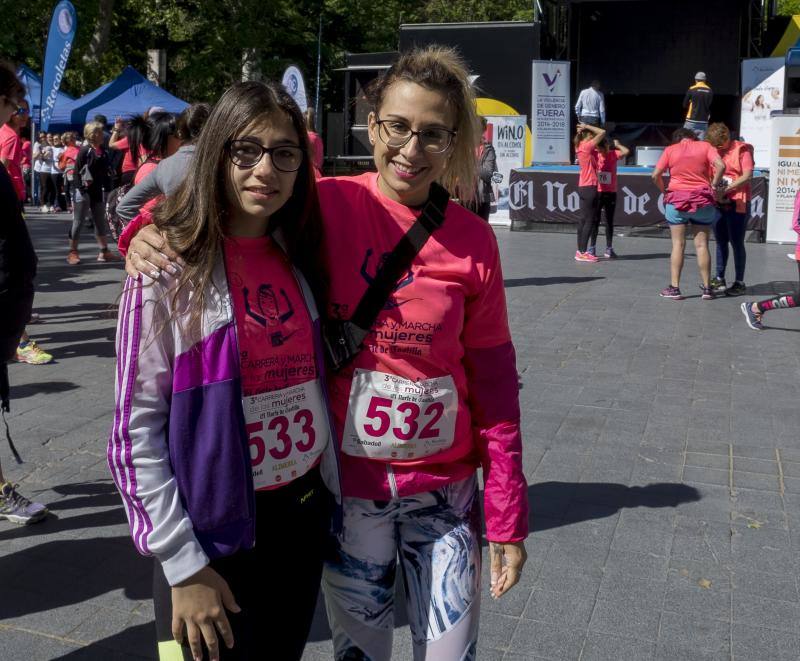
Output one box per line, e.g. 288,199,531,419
123,46,528,660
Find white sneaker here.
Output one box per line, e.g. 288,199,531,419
40,205,48,213
788,253,798,262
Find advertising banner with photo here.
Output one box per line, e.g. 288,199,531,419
483,115,527,216
508,169,767,232
740,57,785,170
531,61,570,164
767,115,800,243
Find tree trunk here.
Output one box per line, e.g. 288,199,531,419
82,0,115,65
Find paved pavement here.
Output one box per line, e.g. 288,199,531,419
2,209,800,660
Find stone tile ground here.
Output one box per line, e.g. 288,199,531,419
2,210,799,660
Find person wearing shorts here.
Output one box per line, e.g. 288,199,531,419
653,128,724,300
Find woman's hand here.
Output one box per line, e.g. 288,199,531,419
171,566,241,661
489,541,527,599
125,224,181,279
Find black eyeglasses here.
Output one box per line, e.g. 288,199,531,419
374,118,456,153
14,106,29,116
225,138,304,172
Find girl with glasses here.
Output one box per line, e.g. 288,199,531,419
124,46,528,660
109,81,340,661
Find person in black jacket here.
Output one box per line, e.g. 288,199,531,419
475,116,497,221
0,61,48,523
683,72,713,139
67,121,118,265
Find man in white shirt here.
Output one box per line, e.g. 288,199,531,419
575,80,606,127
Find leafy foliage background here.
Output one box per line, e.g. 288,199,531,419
0,0,533,113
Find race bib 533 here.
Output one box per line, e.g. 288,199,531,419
243,380,328,489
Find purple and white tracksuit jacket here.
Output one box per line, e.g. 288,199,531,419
108,255,342,586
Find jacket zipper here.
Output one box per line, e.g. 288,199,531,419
386,464,399,499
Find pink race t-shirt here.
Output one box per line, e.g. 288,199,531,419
576,140,599,188
0,124,24,201
113,136,149,173
223,235,320,490
656,139,718,192
307,131,324,172
597,149,621,192
21,140,31,168
317,173,512,500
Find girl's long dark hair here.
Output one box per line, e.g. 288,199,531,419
153,81,327,334
128,112,177,165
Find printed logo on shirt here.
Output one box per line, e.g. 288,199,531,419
360,248,420,309
243,283,298,347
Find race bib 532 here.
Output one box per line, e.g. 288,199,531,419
342,369,458,460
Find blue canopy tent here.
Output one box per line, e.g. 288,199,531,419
16,64,74,125
48,66,188,130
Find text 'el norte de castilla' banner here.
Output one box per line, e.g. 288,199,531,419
40,0,77,132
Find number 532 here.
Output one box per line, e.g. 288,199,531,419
362,397,444,442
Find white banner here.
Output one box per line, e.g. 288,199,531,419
282,65,308,113
531,61,570,164
767,115,800,243
741,58,784,170
484,115,527,213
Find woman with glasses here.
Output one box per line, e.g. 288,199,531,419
124,46,528,660
109,81,339,661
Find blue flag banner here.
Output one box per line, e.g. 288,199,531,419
40,0,77,131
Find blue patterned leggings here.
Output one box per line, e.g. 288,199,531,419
322,474,482,661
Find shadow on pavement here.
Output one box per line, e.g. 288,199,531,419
52,622,156,660
528,481,701,532
32,302,118,323
745,280,798,296
616,252,671,261
10,381,81,399
505,276,604,288
0,536,152,617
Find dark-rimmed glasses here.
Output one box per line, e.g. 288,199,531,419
225,138,304,172
374,117,456,153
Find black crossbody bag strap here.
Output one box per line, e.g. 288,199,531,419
324,182,450,371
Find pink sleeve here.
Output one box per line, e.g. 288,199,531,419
117,210,154,257
0,135,12,160
113,136,128,150
462,234,528,542
793,190,800,235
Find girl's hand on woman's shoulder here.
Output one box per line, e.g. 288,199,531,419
125,224,181,279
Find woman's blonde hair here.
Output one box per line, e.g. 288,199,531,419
366,45,479,203
83,120,103,141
